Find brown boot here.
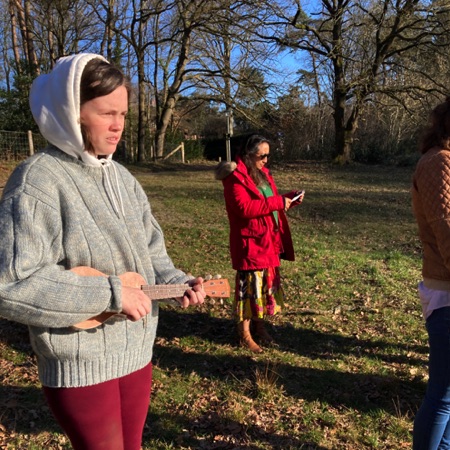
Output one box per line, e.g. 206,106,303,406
237,320,263,353
253,319,274,344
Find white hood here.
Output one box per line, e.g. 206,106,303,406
29,53,110,167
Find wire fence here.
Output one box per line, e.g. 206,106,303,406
0,130,193,163
0,130,47,161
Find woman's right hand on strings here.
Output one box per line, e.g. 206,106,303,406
121,286,151,321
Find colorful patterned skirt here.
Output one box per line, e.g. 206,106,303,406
233,267,285,322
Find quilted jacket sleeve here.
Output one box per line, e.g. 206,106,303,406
415,151,450,271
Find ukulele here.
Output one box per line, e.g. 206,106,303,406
71,266,230,330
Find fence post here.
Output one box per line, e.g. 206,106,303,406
163,143,185,163
27,130,34,156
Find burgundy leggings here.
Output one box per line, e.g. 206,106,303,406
43,363,152,450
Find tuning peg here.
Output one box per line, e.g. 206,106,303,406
204,274,212,280
212,274,222,279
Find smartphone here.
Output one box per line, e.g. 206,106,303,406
292,190,305,202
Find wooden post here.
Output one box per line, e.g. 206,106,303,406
163,143,186,163
28,130,34,156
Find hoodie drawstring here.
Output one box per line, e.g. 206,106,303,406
100,160,125,217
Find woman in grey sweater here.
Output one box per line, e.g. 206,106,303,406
0,53,205,450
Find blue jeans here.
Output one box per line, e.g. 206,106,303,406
414,307,450,450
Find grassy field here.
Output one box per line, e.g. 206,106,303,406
0,159,425,449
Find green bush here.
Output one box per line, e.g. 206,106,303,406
183,140,204,160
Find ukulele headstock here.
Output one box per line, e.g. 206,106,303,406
202,276,230,298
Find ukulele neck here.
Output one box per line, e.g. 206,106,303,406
141,284,187,300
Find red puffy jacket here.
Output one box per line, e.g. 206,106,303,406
216,158,295,271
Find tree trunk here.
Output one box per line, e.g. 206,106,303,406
155,97,176,158
334,99,360,165
154,128,166,159
12,0,38,76
101,0,115,60
331,5,351,164
334,128,352,165
8,0,21,75
154,30,191,158
137,53,147,163
23,0,38,75
333,88,350,164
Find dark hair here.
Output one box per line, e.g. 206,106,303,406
80,58,130,105
420,97,450,154
238,134,270,186
80,58,130,152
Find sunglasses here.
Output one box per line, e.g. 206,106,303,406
255,153,270,160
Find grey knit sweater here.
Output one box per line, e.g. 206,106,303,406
0,147,190,387
0,54,190,387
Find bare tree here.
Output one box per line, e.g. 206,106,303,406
6,0,22,76
257,0,450,163
31,0,100,68
148,0,246,158
9,0,39,76
91,0,246,159
91,0,273,160
99,0,116,60
188,1,277,134
89,0,167,161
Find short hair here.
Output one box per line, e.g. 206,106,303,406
80,58,130,106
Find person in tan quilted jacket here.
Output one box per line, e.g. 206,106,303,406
412,97,450,449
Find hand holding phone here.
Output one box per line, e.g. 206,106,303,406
292,190,305,202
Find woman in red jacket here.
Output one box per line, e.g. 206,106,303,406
215,135,304,352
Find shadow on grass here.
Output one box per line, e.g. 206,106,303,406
289,189,414,227
0,384,63,436
0,317,33,352
0,319,65,438
145,410,328,450
129,161,218,174
156,309,426,415
0,311,424,445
